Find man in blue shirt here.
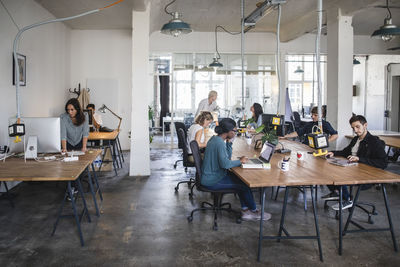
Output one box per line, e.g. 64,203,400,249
282,106,338,145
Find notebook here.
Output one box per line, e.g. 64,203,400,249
327,157,358,167
241,142,275,169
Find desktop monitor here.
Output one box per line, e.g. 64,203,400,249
9,117,61,153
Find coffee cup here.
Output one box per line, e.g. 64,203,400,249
246,137,252,145
297,151,305,161
278,159,290,171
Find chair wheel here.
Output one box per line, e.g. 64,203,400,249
236,218,242,224
189,192,193,199
174,187,178,192
173,164,177,169
335,211,339,220
368,216,374,224
187,216,193,222
213,225,218,231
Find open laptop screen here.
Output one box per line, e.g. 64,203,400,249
259,142,275,163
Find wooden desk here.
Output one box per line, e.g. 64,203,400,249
369,130,400,136
0,150,103,246
88,130,123,175
230,138,400,261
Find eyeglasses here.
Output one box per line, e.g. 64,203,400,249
231,129,238,133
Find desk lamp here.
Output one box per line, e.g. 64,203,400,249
98,104,122,131
307,125,329,156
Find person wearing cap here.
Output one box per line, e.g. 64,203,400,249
201,118,271,221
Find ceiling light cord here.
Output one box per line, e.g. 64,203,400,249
0,0,20,30
214,25,240,60
164,0,176,16
386,0,392,19
276,4,282,114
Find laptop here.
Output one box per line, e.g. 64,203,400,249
327,157,358,167
241,142,276,169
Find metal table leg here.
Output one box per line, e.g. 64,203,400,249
116,136,124,162
91,163,103,201
86,166,100,216
257,187,266,262
339,186,343,255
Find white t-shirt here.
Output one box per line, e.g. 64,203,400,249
187,124,204,153
351,138,361,156
195,98,218,117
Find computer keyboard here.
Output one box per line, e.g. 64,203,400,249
67,151,85,156
250,158,262,164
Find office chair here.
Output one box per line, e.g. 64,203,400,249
292,111,302,131
173,122,188,169
174,128,195,195
187,140,242,230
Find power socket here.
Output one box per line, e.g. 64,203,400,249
63,156,79,162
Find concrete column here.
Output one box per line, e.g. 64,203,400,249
130,4,150,176
326,8,353,149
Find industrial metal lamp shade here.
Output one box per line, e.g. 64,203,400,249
353,58,361,65
161,12,192,37
209,58,223,70
371,18,400,42
98,104,122,131
294,66,304,73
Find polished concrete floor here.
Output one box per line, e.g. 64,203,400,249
1,136,400,266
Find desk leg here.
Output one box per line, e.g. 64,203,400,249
114,140,123,168
117,136,124,162
51,182,68,237
382,184,398,252
310,185,323,261
339,186,343,255
277,187,290,242
86,166,100,217
91,163,103,201
257,187,266,262
343,185,361,233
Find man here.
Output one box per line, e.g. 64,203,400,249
86,104,103,131
281,106,338,145
195,90,218,117
323,115,388,210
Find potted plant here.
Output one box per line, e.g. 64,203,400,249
255,124,278,146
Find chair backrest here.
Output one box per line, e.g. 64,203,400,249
190,140,202,186
175,122,187,149
178,128,193,166
293,111,301,122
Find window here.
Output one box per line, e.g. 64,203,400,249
286,55,326,115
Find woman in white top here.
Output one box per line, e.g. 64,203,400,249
187,111,214,155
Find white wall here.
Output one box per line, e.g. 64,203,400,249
70,30,132,150
0,0,71,146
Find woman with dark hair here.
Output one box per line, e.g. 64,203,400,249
201,118,271,221
60,98,89,153
248,103,263,129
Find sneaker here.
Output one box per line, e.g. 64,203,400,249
321,191,339,200
332,200,353,211
241,210,271,221
67,187,78,201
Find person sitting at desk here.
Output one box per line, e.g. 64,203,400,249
187,111,213,159
61,98,89,153
324,115,388,210
281,106,338,144
201,118,271,221
195,90,218,117
86,103,102,131
247,103,263,130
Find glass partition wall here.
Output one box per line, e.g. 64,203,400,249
150,53,278,124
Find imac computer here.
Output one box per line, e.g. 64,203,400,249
9,117,61,155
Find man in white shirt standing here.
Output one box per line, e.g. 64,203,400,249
195,90,218,117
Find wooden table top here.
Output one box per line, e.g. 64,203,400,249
345,134,400,149
88,130,119,140
0,150,101,182
231,138,400,188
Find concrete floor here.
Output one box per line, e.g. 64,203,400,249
1,135,400,266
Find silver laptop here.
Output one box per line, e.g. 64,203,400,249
242,142,275,169
327,157,358,167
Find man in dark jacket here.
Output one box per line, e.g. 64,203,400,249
322,115,388,210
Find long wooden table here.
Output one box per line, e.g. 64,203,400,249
0,150,103,246
88,130,123,175
231,138,400,261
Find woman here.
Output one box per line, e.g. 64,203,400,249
248,103,263,129
187,111,213,154
201,118,271,221
60,98,89,153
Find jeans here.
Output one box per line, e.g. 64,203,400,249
327,185,350,200
203,173,257,211
67,140,82,150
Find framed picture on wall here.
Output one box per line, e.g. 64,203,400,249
12,53,26,86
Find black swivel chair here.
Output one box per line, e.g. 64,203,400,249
173,122,188,169
187,140,242,230
292,111,302,131
174,128,195,195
